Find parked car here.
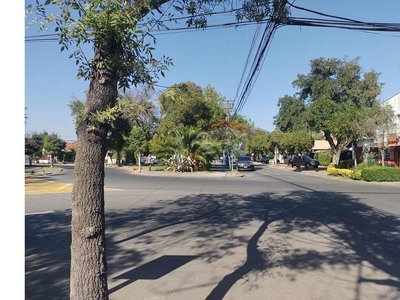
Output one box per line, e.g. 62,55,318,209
260,156,270,164
289,155,319,169
236,156,254,171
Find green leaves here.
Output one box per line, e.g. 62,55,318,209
91,104,121,124
43,133,66,156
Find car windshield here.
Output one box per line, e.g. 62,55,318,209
237,156,251,161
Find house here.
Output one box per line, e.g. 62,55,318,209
65,141,77,152
312,140,330,154
377,92,400,166
357,92,400,166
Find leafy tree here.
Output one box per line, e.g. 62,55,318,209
120,88,159,163
25,131,49,163
280,131,313,156
203,85,227,127
158,82,212,132
149,130,175,159
247,128,269,159
155,82,231,162
275,57,382,165
25,134,41,165
64,148,77,163
274,95,307,132
68,95,86,128
208,115,251,162
69,88,158,165
120,88,158,139
367,104,398,166
43,133,66,167
267,130,284,163
27,0,290,298
165,126,218,169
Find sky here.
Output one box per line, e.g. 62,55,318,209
25,0,400,141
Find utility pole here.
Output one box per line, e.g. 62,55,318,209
223,100,234,170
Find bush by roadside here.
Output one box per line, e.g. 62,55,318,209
327,165,361,180
327,164,400,182
317,152,332,166
361,166,400,182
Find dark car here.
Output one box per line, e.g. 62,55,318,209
236,156,254,171
260,156,270,164
289,155,319,169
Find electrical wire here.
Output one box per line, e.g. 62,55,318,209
25,15,400,43
231,0,289,117
233,23,262,107
25,2,400,116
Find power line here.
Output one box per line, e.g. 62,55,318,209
233,23,262,107
231,0,288,117
25,3,400,116
25,15,400,43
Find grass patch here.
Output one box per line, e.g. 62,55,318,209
41,167,63,172
132,165,166,172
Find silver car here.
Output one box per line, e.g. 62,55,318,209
236,156,254,171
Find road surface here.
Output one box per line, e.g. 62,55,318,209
25,165,400,300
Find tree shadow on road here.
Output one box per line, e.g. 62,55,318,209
26,188,400,299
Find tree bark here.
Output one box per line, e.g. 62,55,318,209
70,51,118,299
332,151,340,166
325,132,351,166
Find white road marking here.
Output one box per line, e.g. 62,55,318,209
25,211,55,216
58,183,72,190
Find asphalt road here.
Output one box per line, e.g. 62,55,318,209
25,165,400,300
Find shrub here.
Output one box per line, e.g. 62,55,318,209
327,165,361,180
327,164,339,176
355,161,379,170
361,166,400,182
317,152,332,166
338,159,353,169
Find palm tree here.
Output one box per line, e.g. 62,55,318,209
162,126,219,171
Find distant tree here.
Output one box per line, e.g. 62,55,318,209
163,126,218,170
25,134,40,165
276,57,382,165
203,85,227,127
280,131,313,156
274,95,307,132
247,128,269,159
68,96,86,129
43,133,66,167
25,131,48,163
267,130,284,163
69,88,158,165
368,104,398,166
154,83,233,161
158,82,211,132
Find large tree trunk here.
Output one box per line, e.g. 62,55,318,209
70,52,118,299
332,151,341,166
325,132,351,167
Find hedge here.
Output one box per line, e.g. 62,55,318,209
361,166,400,182
317,152,332,166
328,165,400,182
327,165,361,180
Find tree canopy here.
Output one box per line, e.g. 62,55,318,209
274,57,382,165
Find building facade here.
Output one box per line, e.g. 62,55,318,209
381,92,400,166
